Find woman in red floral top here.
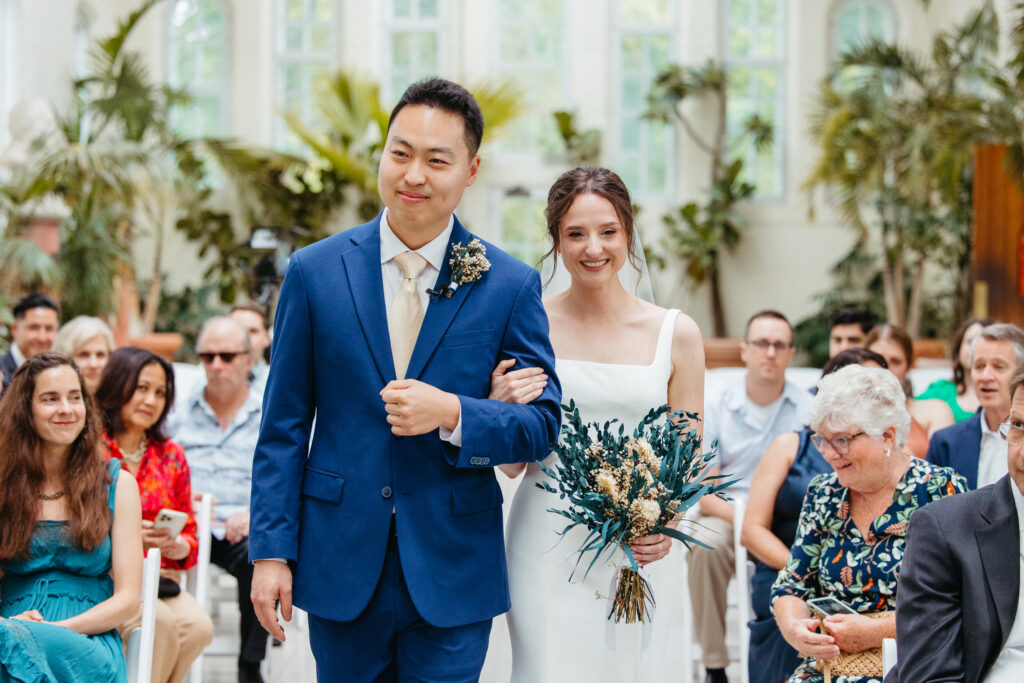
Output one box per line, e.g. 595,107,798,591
96,347,212,683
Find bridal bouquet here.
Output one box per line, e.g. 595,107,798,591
537,401,729,624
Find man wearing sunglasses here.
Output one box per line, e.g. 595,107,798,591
168,316,270,682
889,362,1024,682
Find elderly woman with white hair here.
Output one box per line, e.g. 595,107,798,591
52,316,115,395
771,364,966,682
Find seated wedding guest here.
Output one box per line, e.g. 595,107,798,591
866,324,953,456
0,352,142,682
771,364,965,683
96,347,213,683
52,316,115,395
0,293,59,394
167,317,268,683
916,316,993,423
928,322,1024,489
887,362,1024,683
230,304,271,396
828,308,875,359
742,347,887,683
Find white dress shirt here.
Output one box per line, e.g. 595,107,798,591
10,343,26,367
978,414,1009,489
983,478,1024,681
379,208,462,444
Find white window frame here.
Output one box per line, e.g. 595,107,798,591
273,0,340,150
611,0,679,199
165,0,232,137
381,0,445,105
0,0,19,152
829,0,897,59
489,0,571,161
721,0,787,201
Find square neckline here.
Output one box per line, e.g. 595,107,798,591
554,309,678,369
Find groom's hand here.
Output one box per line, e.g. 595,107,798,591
252,560,293,641
381,379,461,436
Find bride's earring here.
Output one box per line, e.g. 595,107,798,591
885,448,892,457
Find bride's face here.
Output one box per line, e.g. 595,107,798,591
557,193,629,287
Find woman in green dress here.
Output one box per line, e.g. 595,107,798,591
0,352,142,682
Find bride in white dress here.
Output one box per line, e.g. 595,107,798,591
490,167,706,682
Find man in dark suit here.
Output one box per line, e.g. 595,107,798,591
1,293,59,393
927,322,1024,489
889,363,1024,682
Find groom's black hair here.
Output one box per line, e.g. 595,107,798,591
388,78,484,157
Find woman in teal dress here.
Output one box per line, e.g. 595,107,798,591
0,352,143,682
771,364,966,683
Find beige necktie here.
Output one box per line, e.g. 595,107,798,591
389,251,429,379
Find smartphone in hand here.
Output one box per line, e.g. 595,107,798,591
153,508,188,537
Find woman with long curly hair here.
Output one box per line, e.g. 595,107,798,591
0,352,142,682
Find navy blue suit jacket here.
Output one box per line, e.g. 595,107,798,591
0,349,17,393
248,214,561,627
925,411,982,489
887,476,1020,683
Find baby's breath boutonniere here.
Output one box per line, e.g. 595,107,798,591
427,238,491,299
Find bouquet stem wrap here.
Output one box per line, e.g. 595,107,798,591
605,561,656,657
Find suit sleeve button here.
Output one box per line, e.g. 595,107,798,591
382,486,393,499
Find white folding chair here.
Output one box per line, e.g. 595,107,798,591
733,497,752,683
126,547,161,683
185,493,213,683
882,637,897,676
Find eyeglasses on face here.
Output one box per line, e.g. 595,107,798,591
198,351,248,364
998,421,1024,444
811,431,867,455
747,339,794,353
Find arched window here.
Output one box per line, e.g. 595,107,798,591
613,0,676,196
167,0,229,138
833,0,895,57
492,0,568,156
383,0,443,104
723,0,786,198
275,0,337,151
0,0,18,151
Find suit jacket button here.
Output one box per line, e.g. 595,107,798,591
479,457,490,465
382,486,393,499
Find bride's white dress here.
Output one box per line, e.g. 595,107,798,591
504,309,686,682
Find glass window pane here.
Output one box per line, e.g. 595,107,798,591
620,0,669,25
621,118,641,152
755,27,776,58
727,0,749,26
619,156,641,192
313,0,332,22
393,0,411,19
285,0,303,21
418,0,438,18
647,35,669,68
757,0,777,25
285,24,303,51
621,35,643,70
728,27,751,57
648,156,667,192
416,33,438,67
392,33,412,68
310,23,330,52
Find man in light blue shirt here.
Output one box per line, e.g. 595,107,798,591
689,310,812,683
168,316,269,683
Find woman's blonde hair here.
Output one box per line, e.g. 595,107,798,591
52,316,114,357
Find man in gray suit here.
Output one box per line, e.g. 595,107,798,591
888,363,1024,682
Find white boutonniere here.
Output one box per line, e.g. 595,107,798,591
427,238,491,299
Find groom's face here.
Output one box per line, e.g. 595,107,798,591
379,104,481,246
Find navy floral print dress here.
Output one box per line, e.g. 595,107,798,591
770,457,966,682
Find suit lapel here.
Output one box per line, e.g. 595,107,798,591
342,221,395,385
405,218,476,380
976,476,1021,645
958,413,983,490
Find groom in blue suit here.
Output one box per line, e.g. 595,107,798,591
248,78,561,681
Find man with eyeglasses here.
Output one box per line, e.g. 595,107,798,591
888,361,1024,682
689,310,812,683
927,323,1024,490
167,316,270,683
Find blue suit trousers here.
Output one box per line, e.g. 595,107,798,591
307,519,491,682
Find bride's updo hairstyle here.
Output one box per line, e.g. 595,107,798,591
541,166,644,280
